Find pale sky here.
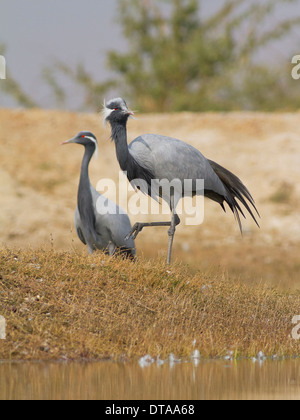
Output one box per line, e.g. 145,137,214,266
0,0,300,109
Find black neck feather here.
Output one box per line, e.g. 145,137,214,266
110,120,154,193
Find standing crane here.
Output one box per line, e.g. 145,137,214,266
62,131,136,259
103,98,259,265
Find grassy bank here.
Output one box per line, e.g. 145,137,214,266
0,247,299,361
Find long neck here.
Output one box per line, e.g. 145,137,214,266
79,145,94,191
78,145,96,239
110,119,154,190
110,120,130,171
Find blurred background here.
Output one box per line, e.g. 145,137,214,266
1,0,300,289
1,0,300,111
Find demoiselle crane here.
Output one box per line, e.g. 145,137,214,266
62,131,136,259
103,98,260,264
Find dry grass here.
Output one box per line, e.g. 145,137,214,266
1,109,300,362
1,247,299,362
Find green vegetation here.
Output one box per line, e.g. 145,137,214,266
1,247,299,361
106,0,300,112
0,44,37,108
1,0,300,111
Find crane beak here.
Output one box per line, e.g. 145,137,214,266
61,137,76,145
120,109,134,117
127,110,135,119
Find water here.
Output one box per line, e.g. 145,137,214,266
0,359,300,400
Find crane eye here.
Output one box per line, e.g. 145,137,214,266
114,108,118,111
81,135,85,138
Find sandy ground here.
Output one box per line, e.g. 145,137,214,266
0,108,300,287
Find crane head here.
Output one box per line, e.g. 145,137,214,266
102,97,134,126
62,131,98,158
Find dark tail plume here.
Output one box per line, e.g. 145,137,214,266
208,159,260,233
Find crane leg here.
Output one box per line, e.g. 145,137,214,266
125,192,180,264
126,215,180,240
125,221,172,241
125,216,180,264
167,218,176,264
167,192,176,265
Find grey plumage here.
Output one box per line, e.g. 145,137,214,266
62,131,136,259
103,98,259,264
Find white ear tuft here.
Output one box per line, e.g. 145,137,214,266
85,136,98,159
102,99,113,127
94,141,98,159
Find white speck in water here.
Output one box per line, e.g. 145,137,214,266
138,354,154,368
191,350,201,366
156,356,164,366
191,349,201,359
252,352,266,364
169,353,181,368
257,351,266,361
224,351,234,361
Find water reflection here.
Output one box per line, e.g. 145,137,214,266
0,359,300,400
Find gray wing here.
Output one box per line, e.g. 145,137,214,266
90,187,136,254
104,212,136,252
128,134,227,203
129,134,226,193
128,134,259,231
